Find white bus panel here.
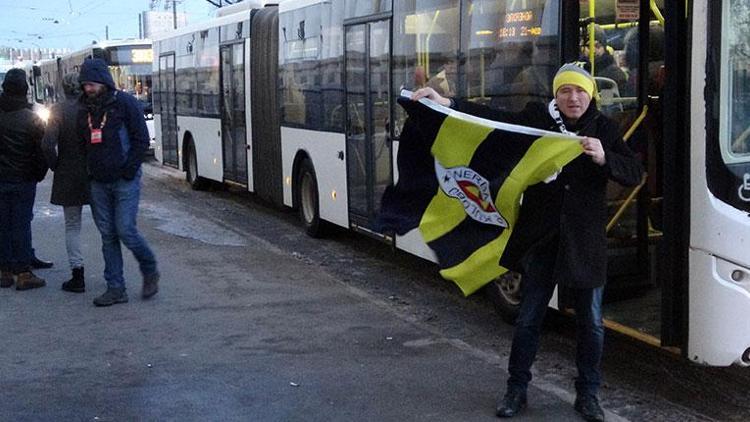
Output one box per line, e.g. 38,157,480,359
178,116,223,183
281,126,349,229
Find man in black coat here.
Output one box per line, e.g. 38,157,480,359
412,63,643,422
0,68,48,290
42,72,89,292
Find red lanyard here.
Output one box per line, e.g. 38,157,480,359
88,112,107,144
87,112,107,130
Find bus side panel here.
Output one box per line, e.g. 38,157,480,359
395,229,436,262
688,0,750,365
146,119,156,153
281,126,348,229
154,114,164,163
178,115,223,182
689,250,750,365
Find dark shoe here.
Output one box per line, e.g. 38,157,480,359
142,272,159,299
93,288,129,307
30,256,53,269
61,267,85,293
15,271,46,290
495,389,527,418
574,394,605,422
1,271,13,288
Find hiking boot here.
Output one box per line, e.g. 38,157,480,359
61,267,85,293
30,256,53,269
15,271,46,291
495,389,527,418
1,271,13,288
93,288,129,307
574,394,605,422
142,272,160,299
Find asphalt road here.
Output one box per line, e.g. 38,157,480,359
2,162,749,421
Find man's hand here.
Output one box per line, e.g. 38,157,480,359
411,87,452,107
581,137,606,166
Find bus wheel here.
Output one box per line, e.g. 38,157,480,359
185,140,208,191
485,272,522,324
296,158,326,238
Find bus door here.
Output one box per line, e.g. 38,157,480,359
564,0,686,352
158,54,178,167
344,19,392,231
220,42,248,185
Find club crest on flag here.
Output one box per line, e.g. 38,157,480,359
435,160,508,228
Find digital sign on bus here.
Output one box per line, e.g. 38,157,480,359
497,9,542,40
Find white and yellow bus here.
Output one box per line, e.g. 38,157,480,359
152,0,750,366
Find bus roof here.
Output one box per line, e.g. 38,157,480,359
279,0,323,13
152,4,269,42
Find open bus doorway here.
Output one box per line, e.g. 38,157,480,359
486,0,685,353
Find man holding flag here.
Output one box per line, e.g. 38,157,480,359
400,63,642,421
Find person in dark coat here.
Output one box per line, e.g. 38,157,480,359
42,72,89,292
582,25,628,93
412,63,643,422
77,58,159,307
0,68,48,290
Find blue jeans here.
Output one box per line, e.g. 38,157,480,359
90,171,157,290
507,243,605,397
0,181,36,273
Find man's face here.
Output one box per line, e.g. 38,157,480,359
83,82,105,98
555,84,591,122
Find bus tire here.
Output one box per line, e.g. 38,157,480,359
484,272,522,324
185,140,209,191
296,158,326,238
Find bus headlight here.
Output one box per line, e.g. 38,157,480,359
35,106,50,124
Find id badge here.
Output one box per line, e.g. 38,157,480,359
90,128,102,144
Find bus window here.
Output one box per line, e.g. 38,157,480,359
461,0,559,112
723,0,750,160
104,46,154,113
279,3,323,129
392,0,460,139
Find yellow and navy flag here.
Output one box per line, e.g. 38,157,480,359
378,91,583,296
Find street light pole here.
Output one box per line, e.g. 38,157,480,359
173,0,177,29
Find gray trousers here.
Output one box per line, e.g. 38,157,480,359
63,206,84,270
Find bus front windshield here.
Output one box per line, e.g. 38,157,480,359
103,46,154,113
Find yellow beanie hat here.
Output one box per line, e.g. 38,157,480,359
552,63,596,98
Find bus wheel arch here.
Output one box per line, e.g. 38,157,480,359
484,271,523,324
293,153,327,238
183,134,209,191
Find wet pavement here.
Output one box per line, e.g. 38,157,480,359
1,162,749,421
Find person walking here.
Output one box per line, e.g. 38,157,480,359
412,63,643,422
42,72,89,293
77,58,159,306
0,68,49,290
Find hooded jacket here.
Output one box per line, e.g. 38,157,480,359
0,93,47,183
77,58,149,183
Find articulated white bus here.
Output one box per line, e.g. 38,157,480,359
152,0,750,366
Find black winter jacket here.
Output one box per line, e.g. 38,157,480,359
0,94,47,183
78,59,149,183
43,97,90,206
455,99,643,289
